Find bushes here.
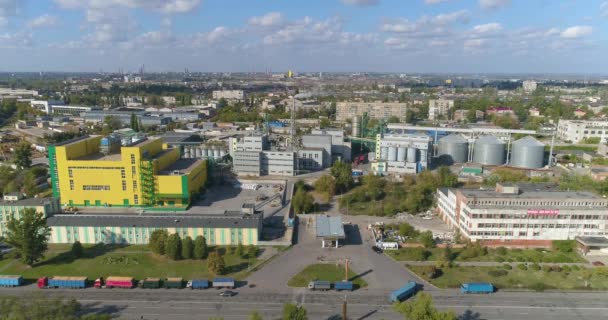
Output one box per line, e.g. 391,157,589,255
552,240,577,253
502,264,512,270
517,263,527,271
403,248,431,261
530,263,541,271
71,241,83,258
488,269,508,277
458,242,488,260
419,231,436,249
530,282,546,292
496,247,507,256
562,265,571,273
420,265,442,279
542,265,552,272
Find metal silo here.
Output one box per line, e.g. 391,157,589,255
406,148,417,163
397,147,406,162
220,149,226,158
380,147,388,160
352,116,361,137
511,136,545,168
183,148,191,159
473,135,505,165
388,147,397,161
213,148,220,158
438,134,469,164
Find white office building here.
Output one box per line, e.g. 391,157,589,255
556,119,608,143
437,183,608,246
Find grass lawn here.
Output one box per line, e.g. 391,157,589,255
387,247,585,263
408,265,608,291
287,263,368,288
2,244,260,282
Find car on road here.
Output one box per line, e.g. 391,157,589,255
592,261,605,266
372,246,383,254
219,290,236,297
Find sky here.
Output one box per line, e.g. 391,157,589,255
0,0,607,73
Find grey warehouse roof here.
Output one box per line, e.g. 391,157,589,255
316,215,345,239
46,212,262,229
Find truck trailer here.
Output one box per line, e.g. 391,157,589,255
390,281,418,303
460,282,494,294
0,275,23,287
308,280,331,291
38,276,87,289
103,276,134,289
187,279,210,289
212,278,235,289
334,281,354,291
141,278,161,289
164,277,183,289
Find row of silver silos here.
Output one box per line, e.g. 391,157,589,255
437,134,545,168
183,146,227,160
380,146,419,163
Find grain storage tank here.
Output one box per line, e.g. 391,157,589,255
438,134,469,164
510,136,545,168
352,116,361,138
388,147,397,161
213,148,220,159
406,148,417,163
473,135,505,165
220,150,226,158
183,148,191,159
380,147,388,160
397,147,406,162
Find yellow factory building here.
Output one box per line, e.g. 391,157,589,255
48,135,207,210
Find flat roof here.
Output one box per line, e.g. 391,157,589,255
316,215,345,239
0,197,56,207
159,158,203,175
576,236,608,247
46,212,262,229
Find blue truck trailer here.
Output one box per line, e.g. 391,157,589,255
460,282,494,294
47,276,87,289
390,281,418,303
0,275,23,287
308,280,331,291
334,281,354,291
187,279,210,289
212,278,235,289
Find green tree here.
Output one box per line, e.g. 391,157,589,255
3,180,18,194
193,235,208,259
71,241,84,258
292,186,315,214
319,118,331,128
181,236,193,259
236,242,245,258
5,208,51,266
314,175,336,202
363,174,386,200
248,244,259,259
0,294,113,320
398,223,419,239
282,303,307,320
207,251,226,275
387,115,400,123
165,233,182,260
330,160,354,193
436,166,458,188
394,292,457,320
149,229,169,255
13,141,32,169
130,113,139,132
249,311,264,320
442,244,453,264
419,231,436,249
22,172,39,198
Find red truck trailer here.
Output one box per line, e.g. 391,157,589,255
96,276,134,289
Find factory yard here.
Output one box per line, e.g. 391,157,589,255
286,263,368,288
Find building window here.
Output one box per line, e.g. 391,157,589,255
133,180,137,191
130,154,136,165
122,180,127,191
132,166,136,177
69,180,74,190
121,169,126,179
82,185,110,191
68,169,73,178
134,195,139,205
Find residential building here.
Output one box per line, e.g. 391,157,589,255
0,88,38,97
436,183,608,246
557,119,608,143
48,136,207,210
336,102,408,121
46,209,262,245
522,80,538,92
529,107,541,117
453,109,484,122
0,197,61,237
575,109,587,118
428,99,454,121
212,90,245,101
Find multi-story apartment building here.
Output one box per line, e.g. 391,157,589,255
436,183,608,246
212,90,245,101
336,102,408,121
557,119,608,143
522,80,538,92
48,136,207,210
428,99,454,120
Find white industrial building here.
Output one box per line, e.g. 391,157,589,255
557,119,608,143
30,100,100,115
212,90,245,101
428,99,454,121
437,183,608,246
372,133,432,175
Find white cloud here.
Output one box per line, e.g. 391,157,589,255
560,26,592,39
424,0,451,4
27,14,58,28
0,0,21,26
248,12,283,28
479,0,510,10
381,10,468,34
54,0,201,14
464,38,485,48
472,23,502,34
0,31,32,48
339,0,379,6
601,1,608,17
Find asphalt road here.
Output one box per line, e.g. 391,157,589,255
1,286,607,320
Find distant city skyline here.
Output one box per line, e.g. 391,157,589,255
0,0,607,73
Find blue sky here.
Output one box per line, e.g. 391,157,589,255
0,0,607,73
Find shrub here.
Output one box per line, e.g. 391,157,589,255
551,265,562,272
495,256,505,263
496,247,507,255
71,241,83,258
530,282,546,292
552,240,576,253
530,263,541,271
488,269,508,277
542,265,552,273
517,263,527,271
419,231,436,249
562,265,571,273
408,247,431,261
571,265,580,271
420,265,442,279
503,264,513,270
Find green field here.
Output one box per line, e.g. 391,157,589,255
387,247,585,263
0,244,260,281
408,265,608,291
287,263,368,288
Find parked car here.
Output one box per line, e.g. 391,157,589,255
592,261,605,266
372,246,383,254
219,290,236,297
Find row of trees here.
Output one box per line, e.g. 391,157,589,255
148,230,208,260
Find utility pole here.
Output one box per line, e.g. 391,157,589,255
342,296,348,320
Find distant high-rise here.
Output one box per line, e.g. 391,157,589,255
522,80,537,92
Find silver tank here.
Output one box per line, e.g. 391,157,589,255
220,150,226,157
380,147,388,160
352,116,361,137
183,148,191,159
388,147,397,161
201,148,207,157
406,148,417,163
510,136,545,168
397,147,406,162
438,134,469,164
473,135,505,165
213,149,220,158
